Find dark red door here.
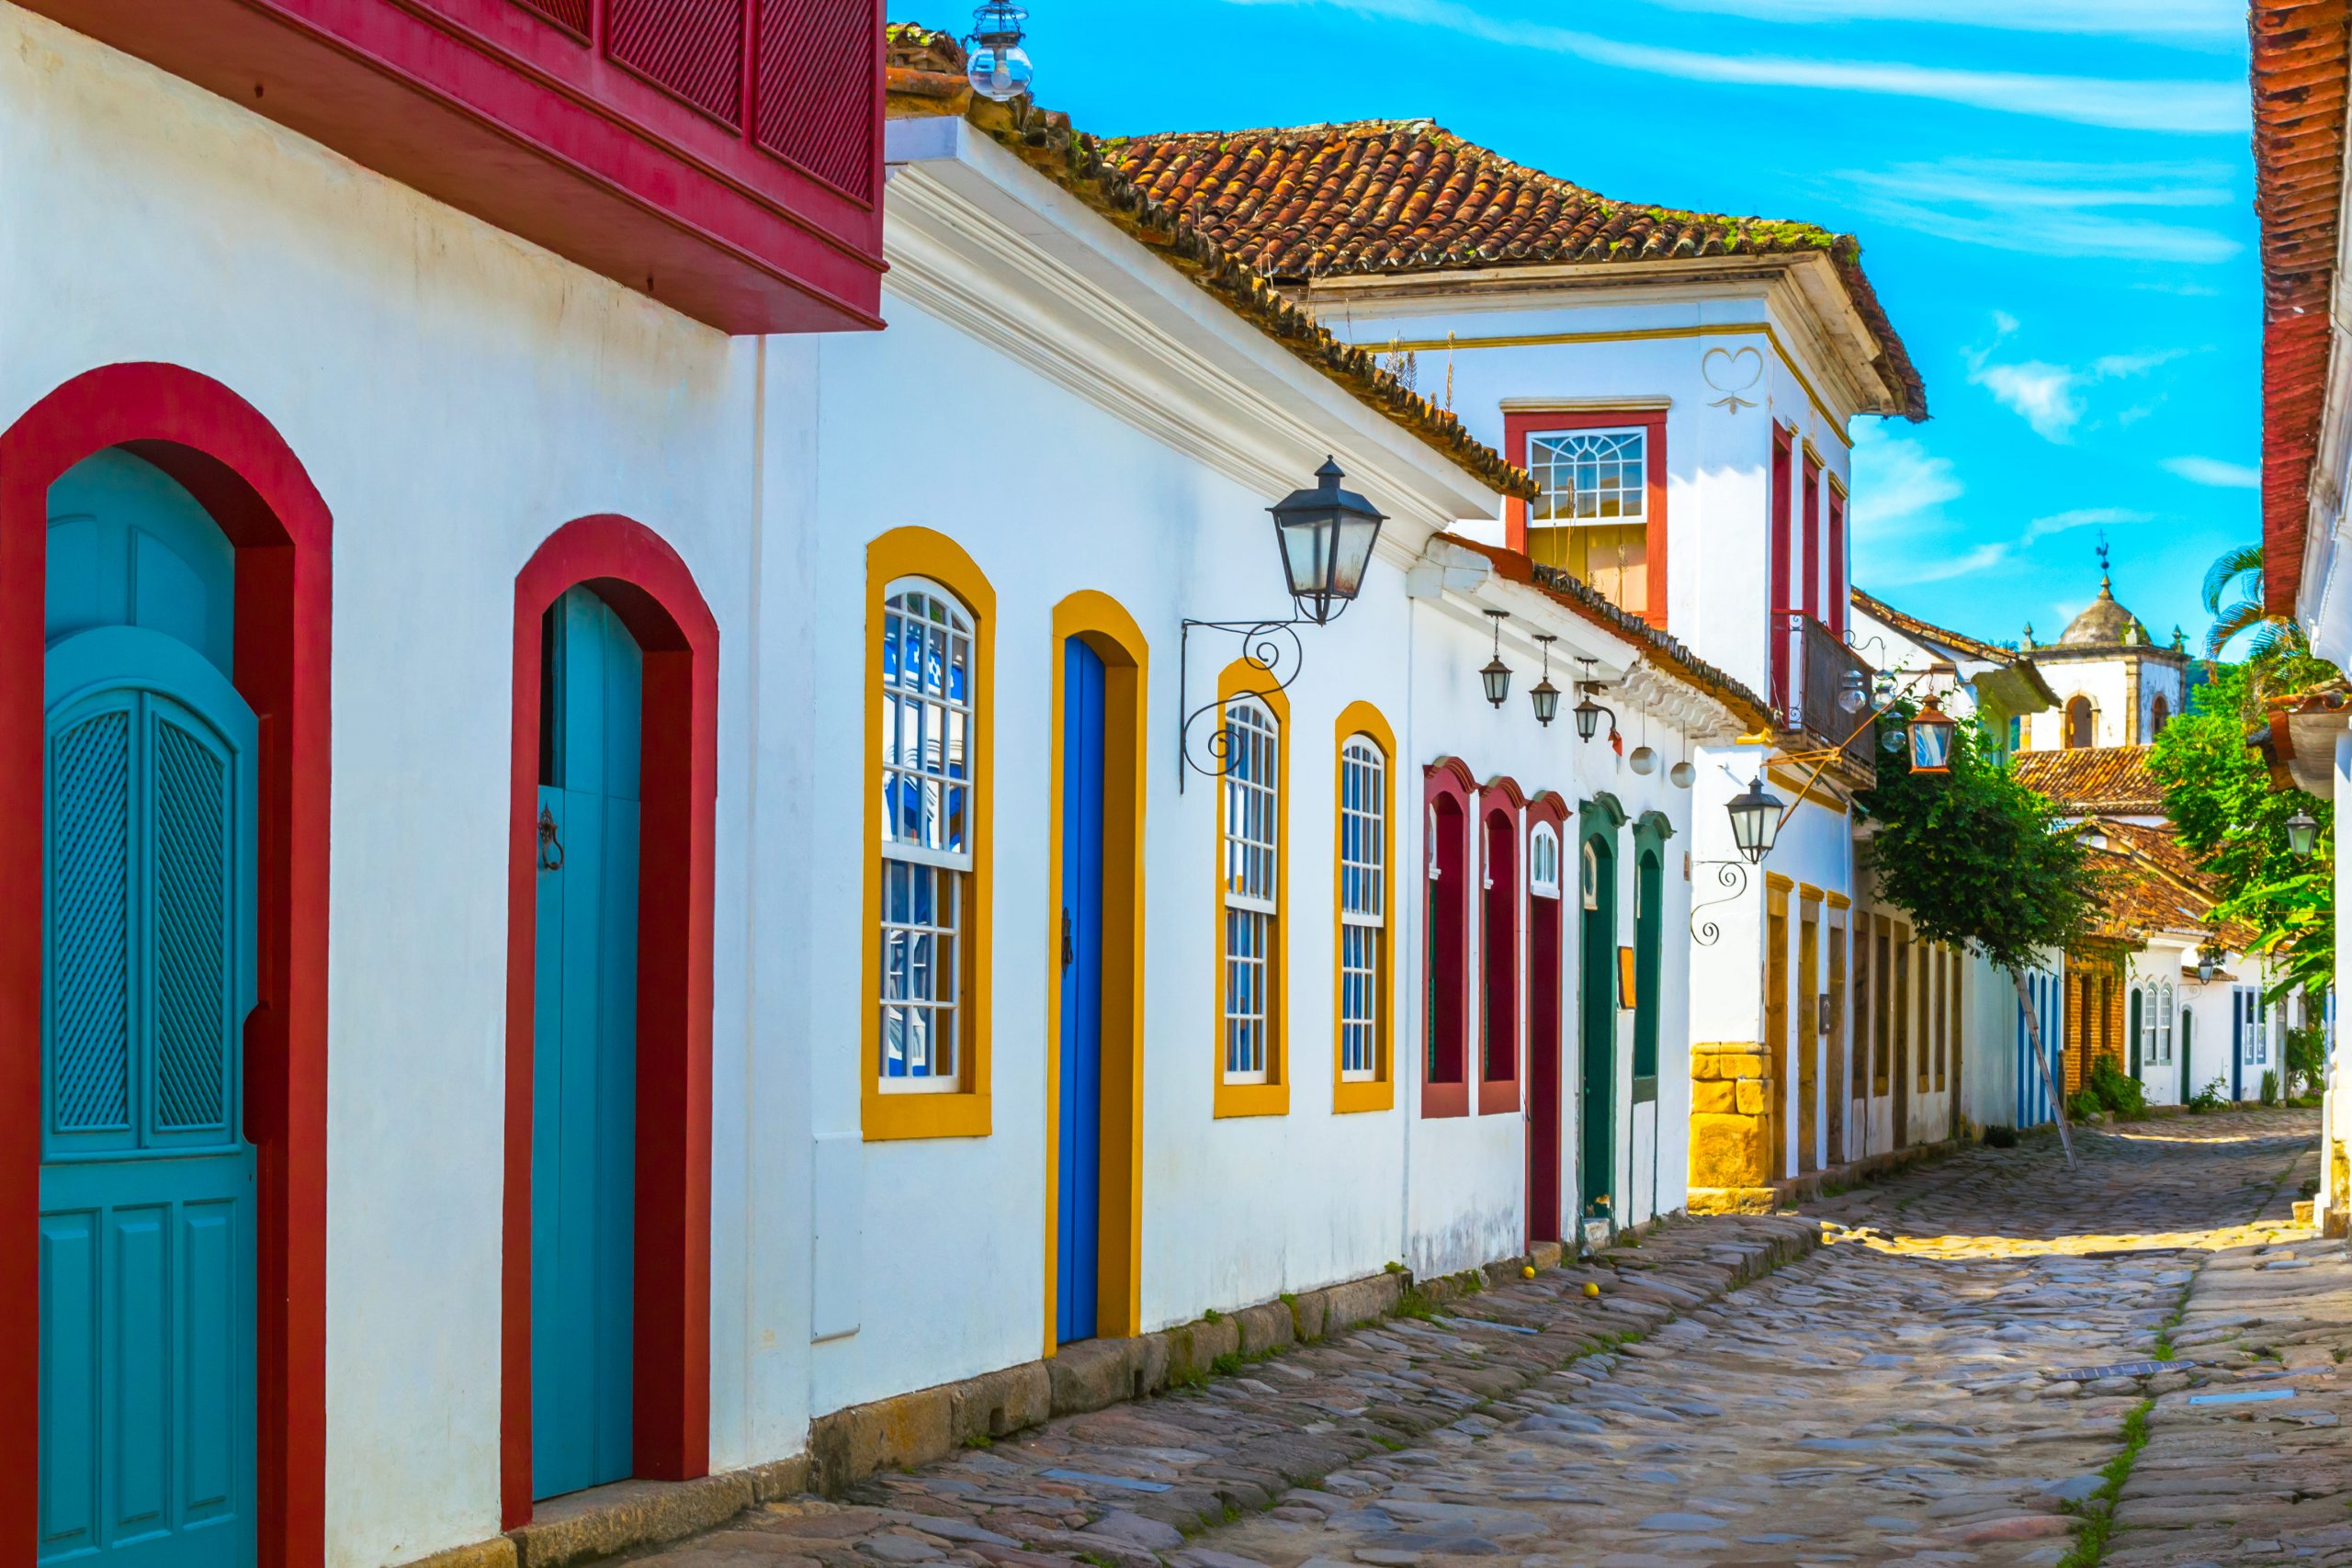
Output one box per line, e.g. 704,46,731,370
1527,894,1563,1244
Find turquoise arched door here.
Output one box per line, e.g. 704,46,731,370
532,586,642,1500
40,452,257,1568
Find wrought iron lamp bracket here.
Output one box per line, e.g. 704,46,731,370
1689,858,1749,948
1177,613,1319,789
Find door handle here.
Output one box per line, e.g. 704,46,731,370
537,806,564,872
1062,908,1075,970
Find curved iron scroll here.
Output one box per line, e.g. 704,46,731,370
1178,617,1309,786
1688,859,1749,948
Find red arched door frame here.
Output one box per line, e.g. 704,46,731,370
502,515,718,1526
0,363,334,1568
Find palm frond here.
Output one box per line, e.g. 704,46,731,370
2203,543,2264,617
2207,598,2272,658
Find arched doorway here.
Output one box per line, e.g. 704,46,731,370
503,518,718,1523
2064,696,2094,749
1524,797,1569,1247
1,366,334,1568
1577,824,1618,1226
41,451,259,1568
1047,592,1148,1351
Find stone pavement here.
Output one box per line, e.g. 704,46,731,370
617,1108,2328,1568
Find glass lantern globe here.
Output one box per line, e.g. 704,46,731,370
1629,746,1657,776
1838,668,1869,715
1669,760,1696,789
965,2,1034,101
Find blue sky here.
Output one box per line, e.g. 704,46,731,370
1004,0,2259,653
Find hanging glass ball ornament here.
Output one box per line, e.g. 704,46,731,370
1669,760,1696,789
1629,746,1657,776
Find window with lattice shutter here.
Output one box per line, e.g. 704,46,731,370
49,708,133,1136
152,716,232,1132
607,0,745,125
758,0,880,201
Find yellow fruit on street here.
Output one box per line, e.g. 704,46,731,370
1583,1281,1601,1298
1521,1264,1536,1279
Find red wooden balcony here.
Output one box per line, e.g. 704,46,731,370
29,0,886,334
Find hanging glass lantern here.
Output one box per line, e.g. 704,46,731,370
1530,634,1561,727
1629,746,1657,776
1268,457,1387,626
1479,609,1511,707
1907,694,1958,775
1669,760,1696,789
1726,773,1783,865
965,0,1035,101
2285,807,2320,860
1838,667,1869,715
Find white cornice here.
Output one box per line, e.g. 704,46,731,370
880,118,1505,547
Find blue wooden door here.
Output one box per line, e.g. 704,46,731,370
532,588,642,1500
1057,639,1105,1346
40,453,256,1568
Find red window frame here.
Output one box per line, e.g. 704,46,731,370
1502,409,1669,629
1421,757,1476,1118
1769,423,1794,713
1801,449,1822,624
1827,483,1849,638
1479,777,1526,1114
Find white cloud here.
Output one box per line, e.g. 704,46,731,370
2021,506,2155,544
1873,542,2014,589
1832,159,2240,264
1638,0,2235,46
1224,0,2247,132
1965,320,2188,443
2163,456,2260,489
1849,426,1962,530
1972,360,2084,442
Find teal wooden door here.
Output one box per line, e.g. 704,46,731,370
532,587,642,1500
1577,835,1616,1220
40,453,256,1568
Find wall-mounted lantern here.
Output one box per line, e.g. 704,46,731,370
1529,634,1562,727
1272,457,1387,626
1570,656,1618,745
965,1,1035,101
2196,950,2219,985
1906,694,1958,774
1479,610,1512,707
1726,773,1784,865
1177,457,1390,789
2285,807,2321,861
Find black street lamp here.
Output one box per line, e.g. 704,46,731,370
1529,634,1561,727
1479,609,1512,707
1570,656,1618,745
1269,457,1387,626
1726,773,1784,865
2285,807,2321,860
2196,950,2219,985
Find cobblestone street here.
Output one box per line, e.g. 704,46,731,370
629,1110,2344,1568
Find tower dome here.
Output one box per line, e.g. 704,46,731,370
2059,575,2151,647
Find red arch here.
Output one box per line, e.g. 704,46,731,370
503,515,718,1527
0,363,334,1568
1481,773,1528,812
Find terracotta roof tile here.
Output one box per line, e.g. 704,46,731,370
2010,746,2165,817
2253,0,2350,610
1102,120,1926,421
2082,818,2253,949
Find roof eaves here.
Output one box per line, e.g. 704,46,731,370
880,51,1539,502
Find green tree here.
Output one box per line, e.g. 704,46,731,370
1859,709,2097,1163
2146,659,2335,1002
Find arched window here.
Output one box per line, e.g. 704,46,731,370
2064,695,2095,750
1422,761,1474,1118
1336,732,1387,1088
2151,694,2171,736
1219,695,1282,1095
1530,823,1563,899
880,579,976,1091
1480,800,1521,1106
